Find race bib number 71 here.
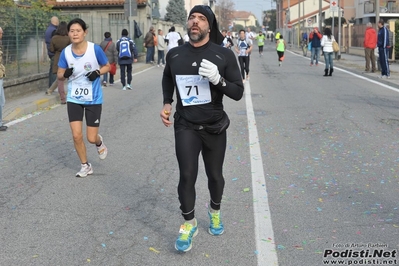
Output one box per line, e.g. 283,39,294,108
176,75,211,106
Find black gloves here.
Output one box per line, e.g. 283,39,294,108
63,67,74,78
85,70,100,81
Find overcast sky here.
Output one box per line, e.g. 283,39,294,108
231,0,274,24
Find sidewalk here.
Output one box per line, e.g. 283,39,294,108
3,62,154,124
290,46,399,87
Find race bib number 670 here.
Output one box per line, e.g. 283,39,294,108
176,75,211,106
71,79,93,102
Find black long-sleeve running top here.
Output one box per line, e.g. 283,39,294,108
162,40,244,125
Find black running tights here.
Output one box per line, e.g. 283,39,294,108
238,56,250,79
174,121,226,221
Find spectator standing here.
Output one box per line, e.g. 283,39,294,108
377,19,390,78
144,26,155,64
363,22,377,73
99,32,118,87
45,16,59,87
45,21,71,104
116,29,138,90
157,29,166,67
0,27,6,131
309,27,322,66
165,26,181,52
321,27,335,76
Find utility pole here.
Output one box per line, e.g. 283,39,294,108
298,0,301,47
376,0,380,30
290,0,292,43
303,0,305,40
338,0,341,59
319,0,322,30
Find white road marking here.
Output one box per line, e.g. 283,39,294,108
245,81,279,266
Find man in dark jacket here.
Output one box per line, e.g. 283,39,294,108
377,19,390,78
116,29,138,90
44,16,59,87
309,27,322,66
144,26,155,64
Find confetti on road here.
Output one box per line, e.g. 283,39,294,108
243,188,250,192
149,247,160,253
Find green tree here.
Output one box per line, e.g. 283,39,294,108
0,0,61,63
234,24,244,33
265,9,276,32
324,16,347,26
165,0,187,26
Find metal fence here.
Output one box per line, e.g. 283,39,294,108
1,7,141,79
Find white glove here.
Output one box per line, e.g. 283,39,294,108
198,59,221,85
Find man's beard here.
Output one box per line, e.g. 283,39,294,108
188,26,209,43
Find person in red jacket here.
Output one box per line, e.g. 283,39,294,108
309,27,323,66
364,22,377,72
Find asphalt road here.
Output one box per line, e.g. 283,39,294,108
1,42,398,266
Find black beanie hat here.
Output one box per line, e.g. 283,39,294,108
188,5,224,45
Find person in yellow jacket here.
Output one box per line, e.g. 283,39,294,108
275,32,281,43
276,34,286,66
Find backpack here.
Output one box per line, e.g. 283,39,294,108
119,37,132,59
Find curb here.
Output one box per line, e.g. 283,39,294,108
4,96,60,121
4,63,154,122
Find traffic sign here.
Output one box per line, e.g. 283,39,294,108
330,0,339,12
307,18,312,26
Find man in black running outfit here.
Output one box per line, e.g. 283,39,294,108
160,5,244,252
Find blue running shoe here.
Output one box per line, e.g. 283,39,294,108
208,210,224,235
175,222,198,252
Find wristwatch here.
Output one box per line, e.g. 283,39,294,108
219,76,227,87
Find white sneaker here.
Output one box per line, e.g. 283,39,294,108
157,64,160,67
161,64,165,68
76,163,93,177
97,134,108,160
126,84,132,90
122,86,127,90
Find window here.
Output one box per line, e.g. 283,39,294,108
109,13,125,25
